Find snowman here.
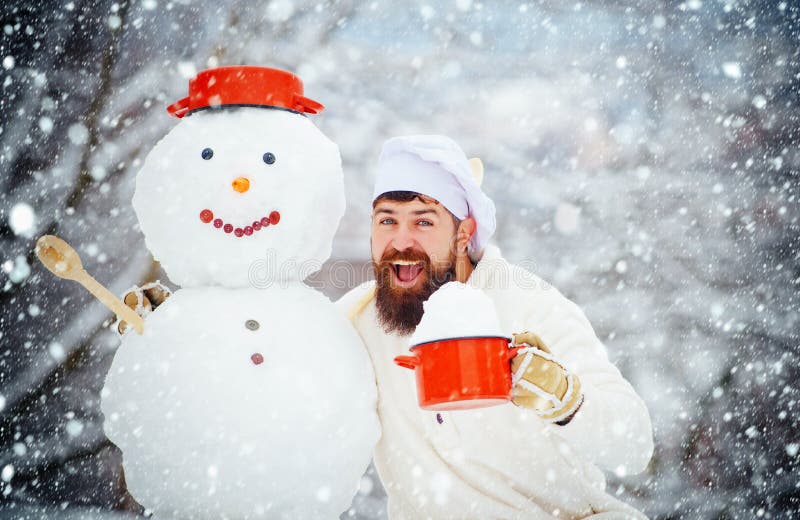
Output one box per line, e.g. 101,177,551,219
101,66,380,519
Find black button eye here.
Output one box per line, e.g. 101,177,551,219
263,152,276,165
201,148,214,160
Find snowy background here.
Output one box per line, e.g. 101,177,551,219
1,0,799,518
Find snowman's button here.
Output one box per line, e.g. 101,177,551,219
251,353,264,365
245,319,259,331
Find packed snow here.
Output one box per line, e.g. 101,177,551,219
103,286,378,519
410,282,505,346
133,109,344,288
101,98,379,518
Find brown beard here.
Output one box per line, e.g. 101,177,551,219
373,247,456,336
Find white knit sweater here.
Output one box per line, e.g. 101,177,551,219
337,245,653,519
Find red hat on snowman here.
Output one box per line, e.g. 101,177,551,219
166,66,324,118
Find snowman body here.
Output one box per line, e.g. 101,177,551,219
101,107,379,518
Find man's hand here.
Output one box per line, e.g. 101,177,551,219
114,281,171,336
511,331,583,425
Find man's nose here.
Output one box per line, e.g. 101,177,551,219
390,226,417,251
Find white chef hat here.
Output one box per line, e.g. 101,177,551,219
373,135,497,259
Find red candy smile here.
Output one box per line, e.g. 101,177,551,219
199,209,280,238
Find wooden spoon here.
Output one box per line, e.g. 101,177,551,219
35,235,145,334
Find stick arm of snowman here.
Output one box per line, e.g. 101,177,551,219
35,235,145,334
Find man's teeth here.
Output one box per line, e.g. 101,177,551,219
393,260,420,266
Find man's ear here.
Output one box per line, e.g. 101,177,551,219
456,217,477,254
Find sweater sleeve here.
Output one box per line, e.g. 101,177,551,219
523,289,654,474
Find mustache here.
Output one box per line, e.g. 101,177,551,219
378,248,430,266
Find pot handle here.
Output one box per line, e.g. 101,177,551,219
293,93,324,114
394,355,420,370
167,96,190,118
506,345,526,361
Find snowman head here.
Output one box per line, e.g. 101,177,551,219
133,67,344,288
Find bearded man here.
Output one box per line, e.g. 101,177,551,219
337,135,654,519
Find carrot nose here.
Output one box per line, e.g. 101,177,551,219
232,177,250,193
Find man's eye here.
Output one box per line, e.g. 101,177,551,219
380,218,395,225
418,220,433,226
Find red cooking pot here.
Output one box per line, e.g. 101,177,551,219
394,336,524,411
166,66,324,118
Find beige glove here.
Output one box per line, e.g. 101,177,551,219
511,331,583,425
114,281,172,336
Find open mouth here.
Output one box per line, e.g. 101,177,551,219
199,209,281,238
391,260,425,288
